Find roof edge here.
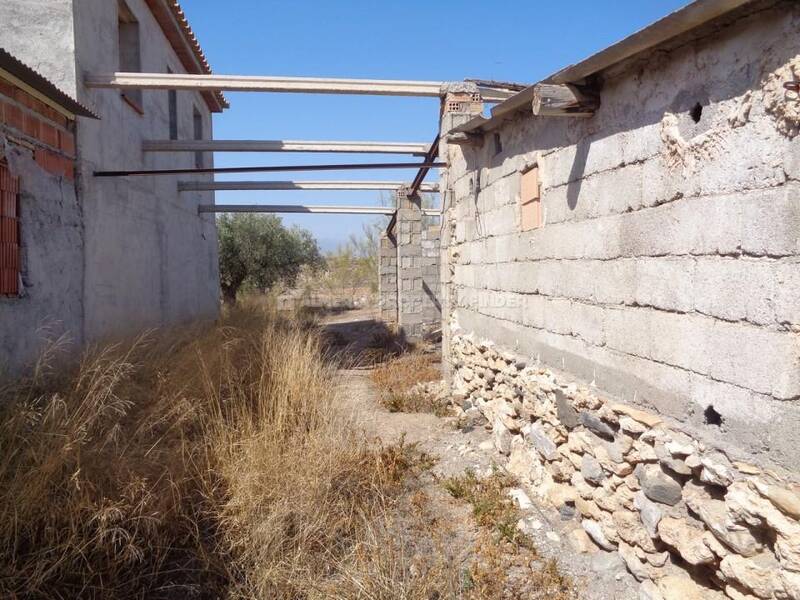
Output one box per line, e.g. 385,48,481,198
143,0,228,112
459,0,758,133
0,48,99,119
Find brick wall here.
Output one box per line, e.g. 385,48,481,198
0,78,77,180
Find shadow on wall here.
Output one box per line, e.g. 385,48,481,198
455,1,796,215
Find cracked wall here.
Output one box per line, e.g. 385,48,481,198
0,0,221,375
440,0,800,470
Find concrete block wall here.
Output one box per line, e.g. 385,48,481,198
378,227,397,325
378,189,442,336
440,0,800,471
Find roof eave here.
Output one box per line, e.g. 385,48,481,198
457,0,757,134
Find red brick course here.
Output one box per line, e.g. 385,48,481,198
0,75,76,180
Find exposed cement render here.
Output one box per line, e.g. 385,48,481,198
0,0,220,371
0,137,84,376
439,1,800,470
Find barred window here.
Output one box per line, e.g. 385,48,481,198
0,160,20,296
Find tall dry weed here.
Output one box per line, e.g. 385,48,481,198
0,307,418,598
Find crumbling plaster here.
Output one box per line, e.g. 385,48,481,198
440,0,800,469
0,0,220,372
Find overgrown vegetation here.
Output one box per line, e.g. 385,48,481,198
371,351,443,414
444,470,576,600
217,213,324,304
0,307,424,598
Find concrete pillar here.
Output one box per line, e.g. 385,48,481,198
438,83,484,378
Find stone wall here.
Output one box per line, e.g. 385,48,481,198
450,332,800,599
440,0,800,470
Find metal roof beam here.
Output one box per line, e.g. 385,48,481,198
143,139,432,155
84,72,516,101
178,180,439,192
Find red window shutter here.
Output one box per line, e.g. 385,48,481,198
0,160,20,296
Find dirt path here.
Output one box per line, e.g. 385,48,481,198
324,311,640,600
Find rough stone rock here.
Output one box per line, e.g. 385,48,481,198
550,459,575,482
724,586,760,600
685,453,702,470
637,464,683,506
625,474,642,492
594,486,619,513
725,481,800,570
656,574,726,600
683,482,763,557
615,484,637,511
567,527,598,553
700,451,737,487
547,483,578,508
460,367,475,382
639,579,665,600
637,547,670,568
508,488,534,511
658,517,716,566
620,416,648,435
619,541,655,581
524,422,558,460
664,433,695,457
589,550,627,576
582,519,616,551
582,454,606,485
493,417,513,455
614,510,659,553
567,430,595,454
507,444,544,486
629,441,659,464
555,389,580,428
576,497,605,521
634,491,663,538
719,553,784,599
780,570,800,599
579,411,616,439
751,479,800,520
703,531,730,559
610,403,663,428
572,472,596,499
655,443,693,476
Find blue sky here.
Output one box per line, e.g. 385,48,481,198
182,0,688,252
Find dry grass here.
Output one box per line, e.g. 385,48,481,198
371,352,443,414
0,307,428,598
444,470,576,600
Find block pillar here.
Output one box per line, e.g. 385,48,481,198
395,186,426,337
438,83,484,378
378,227,398,325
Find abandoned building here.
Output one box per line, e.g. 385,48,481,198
429,1,800,597
0,0,224,374
1,0,800,596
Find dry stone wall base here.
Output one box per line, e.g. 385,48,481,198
448,331,800,600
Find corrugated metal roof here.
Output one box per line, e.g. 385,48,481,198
455,0,758,134
144,0,229,112
0,48,99,119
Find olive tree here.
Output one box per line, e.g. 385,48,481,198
217,213,323,304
